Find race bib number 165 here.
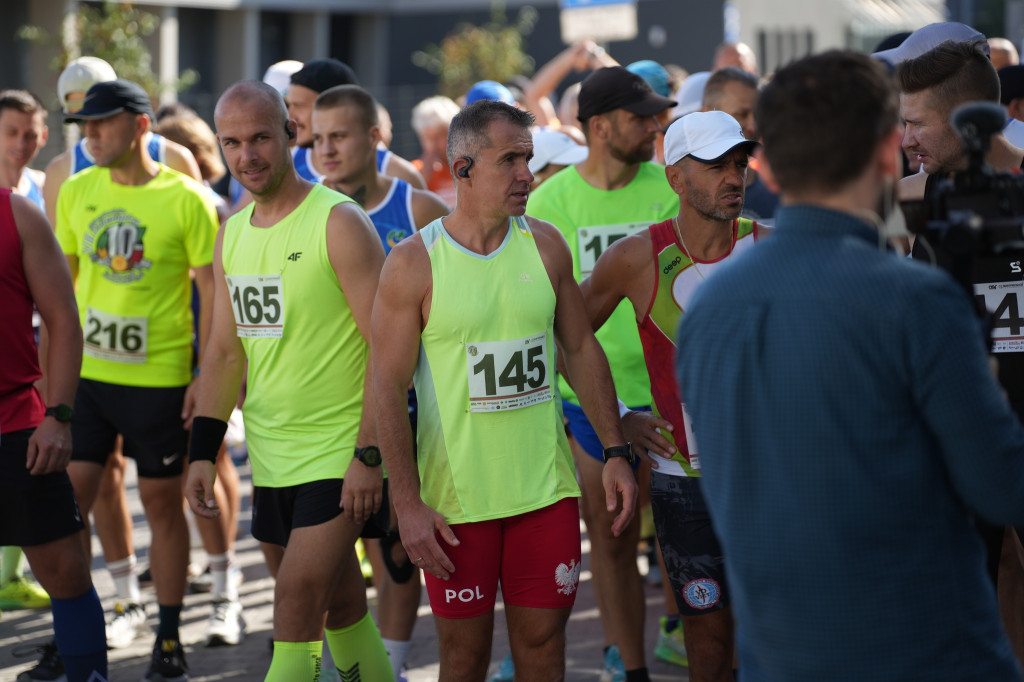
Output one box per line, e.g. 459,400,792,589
467,333,551,412
226,274,284,338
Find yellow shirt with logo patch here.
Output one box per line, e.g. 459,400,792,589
56,165,218,387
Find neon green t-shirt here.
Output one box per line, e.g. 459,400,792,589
56,165,217,387
414,217,579,523
527,162,677,406
222,184,367,488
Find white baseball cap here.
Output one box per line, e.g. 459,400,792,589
529,129,588,174
674,71,711,118
664,111,757,166
263,60,304,96
872,22,988,66
58,57,116,110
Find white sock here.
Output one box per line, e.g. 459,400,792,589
107,555,141,603
382,638,411,681
208,552,237,601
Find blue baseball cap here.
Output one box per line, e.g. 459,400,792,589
627,60,673,98
465,80,516,106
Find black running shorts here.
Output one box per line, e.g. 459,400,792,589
70,378,188,478
650,472,730,616
0,428,85,546
251,478,391,546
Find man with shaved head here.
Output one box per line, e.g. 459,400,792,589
185,80,392,681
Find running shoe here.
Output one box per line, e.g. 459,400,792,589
598,645,626,682
486,652,515,682
653,616,689,667
189,564,243,594
205,598,245,647
0,576,51,609
143,637,188,682
13,639,65,682
106,600,147,649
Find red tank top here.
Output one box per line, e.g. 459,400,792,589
0,189,45,433
637,218,757,474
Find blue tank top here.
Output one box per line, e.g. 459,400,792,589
292,147,324,183
18,171,45,211
367,178,416,254
376,147,391,173
71,133,166,175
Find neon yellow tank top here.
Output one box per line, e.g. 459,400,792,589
414,216,579,523
526,162,677,407
221,184,365,487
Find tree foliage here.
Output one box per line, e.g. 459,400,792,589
18,1,197,101
412,3,537,100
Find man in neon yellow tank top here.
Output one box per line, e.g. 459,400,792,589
527,65,677,681
184,81,393,682
373,100,638,681
583,111,762,682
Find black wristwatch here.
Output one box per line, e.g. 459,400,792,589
354,445,382,467
45,404,74,423
602,443,635,466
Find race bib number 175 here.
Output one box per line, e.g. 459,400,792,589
226,274,284,338
467,333,552,412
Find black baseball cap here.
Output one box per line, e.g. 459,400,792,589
577,66,677,122
289,58,359,94
64,79,154,123
1000,65,1024,105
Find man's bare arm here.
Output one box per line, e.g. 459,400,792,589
15,195,82,475
532,217,637,535
326,201,388,523
371,236,459,579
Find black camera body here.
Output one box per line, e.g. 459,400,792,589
902,102,1024,400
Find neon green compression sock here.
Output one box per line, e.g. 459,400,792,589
324,611,393,681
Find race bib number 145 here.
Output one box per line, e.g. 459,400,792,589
467,333,551,412
226,274,284,338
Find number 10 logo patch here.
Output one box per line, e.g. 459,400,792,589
466,333,551,412
226,274,284,338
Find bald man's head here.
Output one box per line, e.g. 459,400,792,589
215,80,289,131
215,80,296,197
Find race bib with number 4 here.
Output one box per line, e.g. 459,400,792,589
226,274,284,338
975,280,1024,352
577,223,649,277
466,333,552,412
84,307,147,363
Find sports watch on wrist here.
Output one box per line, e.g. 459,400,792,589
45,404,73,423
602,443,635,466
354,445,382,467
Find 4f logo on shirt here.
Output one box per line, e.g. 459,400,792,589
83,209,151,283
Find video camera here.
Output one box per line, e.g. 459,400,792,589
901,102,1024,388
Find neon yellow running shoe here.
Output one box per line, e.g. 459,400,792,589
0,576,51,609
355,539,374,585
653,616,689,667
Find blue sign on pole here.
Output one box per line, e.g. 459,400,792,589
560,0,636,8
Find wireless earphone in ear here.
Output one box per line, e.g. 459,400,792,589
285,122,296,141
457,156,474,178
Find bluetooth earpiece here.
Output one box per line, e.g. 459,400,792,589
457,156,474,178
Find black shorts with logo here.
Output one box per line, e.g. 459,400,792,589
71,378,188,478
251,478,392,546
650,472,730,616
0,428,84,546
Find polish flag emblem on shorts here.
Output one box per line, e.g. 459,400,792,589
555,559,581,596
